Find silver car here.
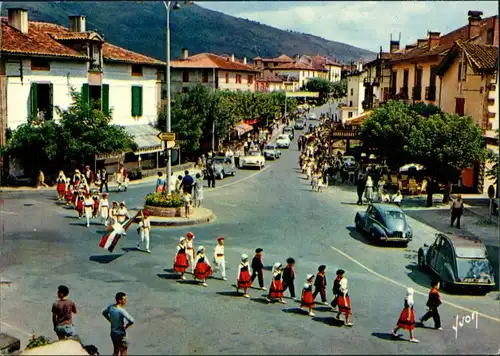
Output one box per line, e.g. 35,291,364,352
263,144,281,160
212,156,236,179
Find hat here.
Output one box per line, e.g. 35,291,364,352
186,232,195,238
318,265,326,272
217,236,224,241
273,262,282,269
336,269,345,276
255,248,263,253
306,274,314,281
198,246,205,252
102,192,108,196
143,210,150,217
112,201,118,205
286,257,295,264
241,254,248,261
179,237,185,242
406,287,414,296
120,201,126,206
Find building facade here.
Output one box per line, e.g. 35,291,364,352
341,63,366,121
255,70,284,92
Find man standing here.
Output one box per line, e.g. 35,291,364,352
84,166,94,188
251,248,266,290
356,170,366,205
206,160,216,188
213,236,227,280
102,292,134,356
100,168,109,193
450,194,464,229
179,170,194,194
52,285,77,340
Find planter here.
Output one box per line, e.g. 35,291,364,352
144,204,183,217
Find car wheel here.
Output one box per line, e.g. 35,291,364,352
231,171,235,176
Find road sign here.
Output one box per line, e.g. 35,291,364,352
166,141,176,149
157,132,176,141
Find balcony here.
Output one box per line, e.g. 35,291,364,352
425,86,436,101
412,86,422,101
372,78,380,86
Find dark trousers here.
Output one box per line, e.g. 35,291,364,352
357,187,364,204
207,175,215,188
313,288,327,302
421,307,441,328
283,281,296,298
330,294,339,308
451,209,462,228
100,181,109,193
251,269,264,288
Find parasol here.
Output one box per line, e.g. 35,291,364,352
399,163,425,172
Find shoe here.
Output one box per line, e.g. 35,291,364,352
137,243,140,248
146,249,151,253
261,287,267,291
222,277,227,281
86,224,90,227
243,294,250,299
202,282,208,287
436,327,443,330
279,300,287,304
123,233,127,236
265,298,271,302
180,275,186,280
309,312,315,316
392,331,400,338
323,302,329,306
345,322,353,327
409,338,419,343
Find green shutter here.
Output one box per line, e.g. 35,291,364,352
30,82,38,121
138,86,143,116
48,83,54,120
102,84,110,114
131,86,142,117
81,83,89,105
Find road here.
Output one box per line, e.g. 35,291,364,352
0,106,499,355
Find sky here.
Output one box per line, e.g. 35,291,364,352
199,1,499,52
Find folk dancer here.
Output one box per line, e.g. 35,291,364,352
335,271,353,327
117,202,129,235
137,210,151,253
174,237,190,280
84,166,94,188
213,236,227,280
185,232,196,273
72,175,81,206
64,178,73,206
419,280,442,330
56,171,67,201
313,265,328,305
236,254,252,298
266,262,286,304
330,269,344,311
193,246,212,287
76,191,85,218
116,164,128,192
282,257,297,300
99,193,110,226
251,248,266,290
100,168,109,193
301,274,316,316
92,191,100,218
392,288,419,342
83,193,94,227
110,201,119,225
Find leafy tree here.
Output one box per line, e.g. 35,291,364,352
212,91,239,139
486,129,499,186
305,78,332,104
330,79,347,99
409,102,443,118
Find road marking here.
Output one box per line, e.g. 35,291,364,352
0,210,18,215
0,320,32,337
329,245,500,323
209,166,270,191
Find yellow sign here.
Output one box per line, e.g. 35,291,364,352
285,92,319,98
157,132,176,141
166,141,176,149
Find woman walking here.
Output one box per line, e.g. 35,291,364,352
236,254,252,298
301,274,316,316
56,171,67,201
335,271,353,327
173,237,190,280
193,173,204,208
267,263,286,304
392,288,419,343
364,176,374,203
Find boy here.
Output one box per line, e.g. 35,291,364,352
313,265,328,305
137,210,151,253
282,257,296,300
52,285,78,340
102,292,134,356
183,191,192,218
251,248,266,290
213,236,227,280
420,280,442,330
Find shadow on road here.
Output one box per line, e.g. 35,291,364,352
405,263,432,290
89,254,123,264
163,268,176,273
312,316,344,327
156,273,180,280
251,297,270,305
282,307,308,315
216,291,241,297
371,332,405,342
177,279,201,286
346,226,370,246
314,306,334,312
341,202,363,206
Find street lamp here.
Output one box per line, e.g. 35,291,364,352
162,1,192,193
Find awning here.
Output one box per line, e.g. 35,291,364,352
346,110,373,126
123,124,164,155
233,123,253,135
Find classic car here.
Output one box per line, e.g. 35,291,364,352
342,155,357,170
294,119,306,130
418,232,495,293
283,126,295,139
212,156,236,179
240,150,265,169
263,144,281,160
354,203,413,246
276,134,291,148
308,113,317,120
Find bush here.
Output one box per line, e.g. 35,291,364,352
145,192,184,208
26,335,52,349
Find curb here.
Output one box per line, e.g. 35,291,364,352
150,214,216,227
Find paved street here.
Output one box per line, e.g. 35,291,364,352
1,109,499,355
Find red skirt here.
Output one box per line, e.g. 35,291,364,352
338,295,352,316
174,252,190,273
194,262,212,279
76,200,84,214
93,201,99,216
269,280,284,298
65,190,73,203
57,183,66,195
72,192,78,204
301,290,315,309
397,307,415,330
237,270,252,289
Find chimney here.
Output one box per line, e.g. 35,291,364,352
417,39,427,47
182,48,189,59
231,54,235,63
7,8,28,34
69,15,86,32
428,31,441,49
243,56,247,65
468,10,483,39
390,40,400,53
405,44,416,50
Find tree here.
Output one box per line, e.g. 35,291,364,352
330,79,347,100
305,78,332,104
408,102,443,118
486,130,499,186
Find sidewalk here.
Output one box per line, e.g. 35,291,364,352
130,207,215,227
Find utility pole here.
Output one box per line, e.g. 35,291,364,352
212,66,215,151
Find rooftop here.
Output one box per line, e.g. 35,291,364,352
171,53,259,72
457,40,498,71
257,70,283,83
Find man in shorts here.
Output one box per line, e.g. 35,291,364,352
102,292,134,356
51,285,78,340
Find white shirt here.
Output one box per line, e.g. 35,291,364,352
139,217,151,230
186,239,195,252
100,198,109,208
214,244,225,260
339,277,348,294
84,198,94,207
393,194,403,203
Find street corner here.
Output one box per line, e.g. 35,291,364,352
148,207,216,227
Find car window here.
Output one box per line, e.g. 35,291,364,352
384,211,404,220
225,158,232,164
441,240,454,261
265,146,275,150
366,206,374,215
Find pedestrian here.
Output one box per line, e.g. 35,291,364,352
179,170,194,194
237,254,252,298
175,175,183,193
207,160,216,188
110,201,119,225
183,191,192,218
419,280,442,330
365,176,374,203
173,237,190,280
330,269,344,311
356,172,366,205
212,236,227,280
100,168,109,193
52,285,77,340
193,246,212,287
250,248,266,290
137,210,151,253
84,166,94,188
155,171,165,193
92,190,100,218
193,173,204,208
37,170,49,189
99,193,110,226
102,292,134,356
266,262,286,304
95,169,102,192
313,265,328,305
282,257,296,300
117,202,129,235
335,271,353,327
450,194,464,228
185,232,196,273
392,190,403,206
392,287,419,343
65,178,73,206
301,274,316,316
83,192,94,227
56,171,67,201
116,164,128,192
381,190,391,203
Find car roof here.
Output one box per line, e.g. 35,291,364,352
437,233,487,258
371,203,403,213
278,134,288,138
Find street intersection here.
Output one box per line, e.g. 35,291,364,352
0,106,499,355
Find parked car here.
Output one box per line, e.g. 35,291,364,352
283,126,295,139
212,156,236,179
294,119,306,130
418,232,495,294
240,150,265,169
263,144,281,160
354,203,413,246
308,113,317,120
276,134,291,148
342,155,357,170
5,173,35,187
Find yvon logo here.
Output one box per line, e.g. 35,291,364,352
452,311,479,339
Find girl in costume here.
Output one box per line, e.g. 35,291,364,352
236,254,252,298
193,246,212,287
301,274,316,316
173,237,190,280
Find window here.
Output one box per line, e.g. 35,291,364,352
415,67,423,87
248,75,254,84
349,101,353,107
391,71,397,94
131,64,143,77
81,83,109,113
236,74,242,84
455,97,465,116
202,71,209,83
29,83,53,121
348,112,353,118
131,86,143,117
182,71,189,83
403,69,409,88
89,44,101,70
225,73,229,83
89,85,102,110
487,29,494,45
429,65,437,87
31,58,50,71
350,88,353,95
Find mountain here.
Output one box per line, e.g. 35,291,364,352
1,1,375,63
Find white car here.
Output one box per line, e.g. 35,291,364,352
276,134,291,148
308,113,317,120
240,150,265,169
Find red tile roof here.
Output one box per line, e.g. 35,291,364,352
171,53,259,72
260,54,294,63
257,70,283,83
0,17,165,66
457,40,498,71
272,62,318,71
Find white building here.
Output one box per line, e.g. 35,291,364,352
0,9,166,164
341,63,366,122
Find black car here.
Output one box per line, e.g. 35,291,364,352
418,233,495,294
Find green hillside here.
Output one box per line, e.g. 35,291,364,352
1,1,375,63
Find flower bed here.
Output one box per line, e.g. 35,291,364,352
144,192,184,217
